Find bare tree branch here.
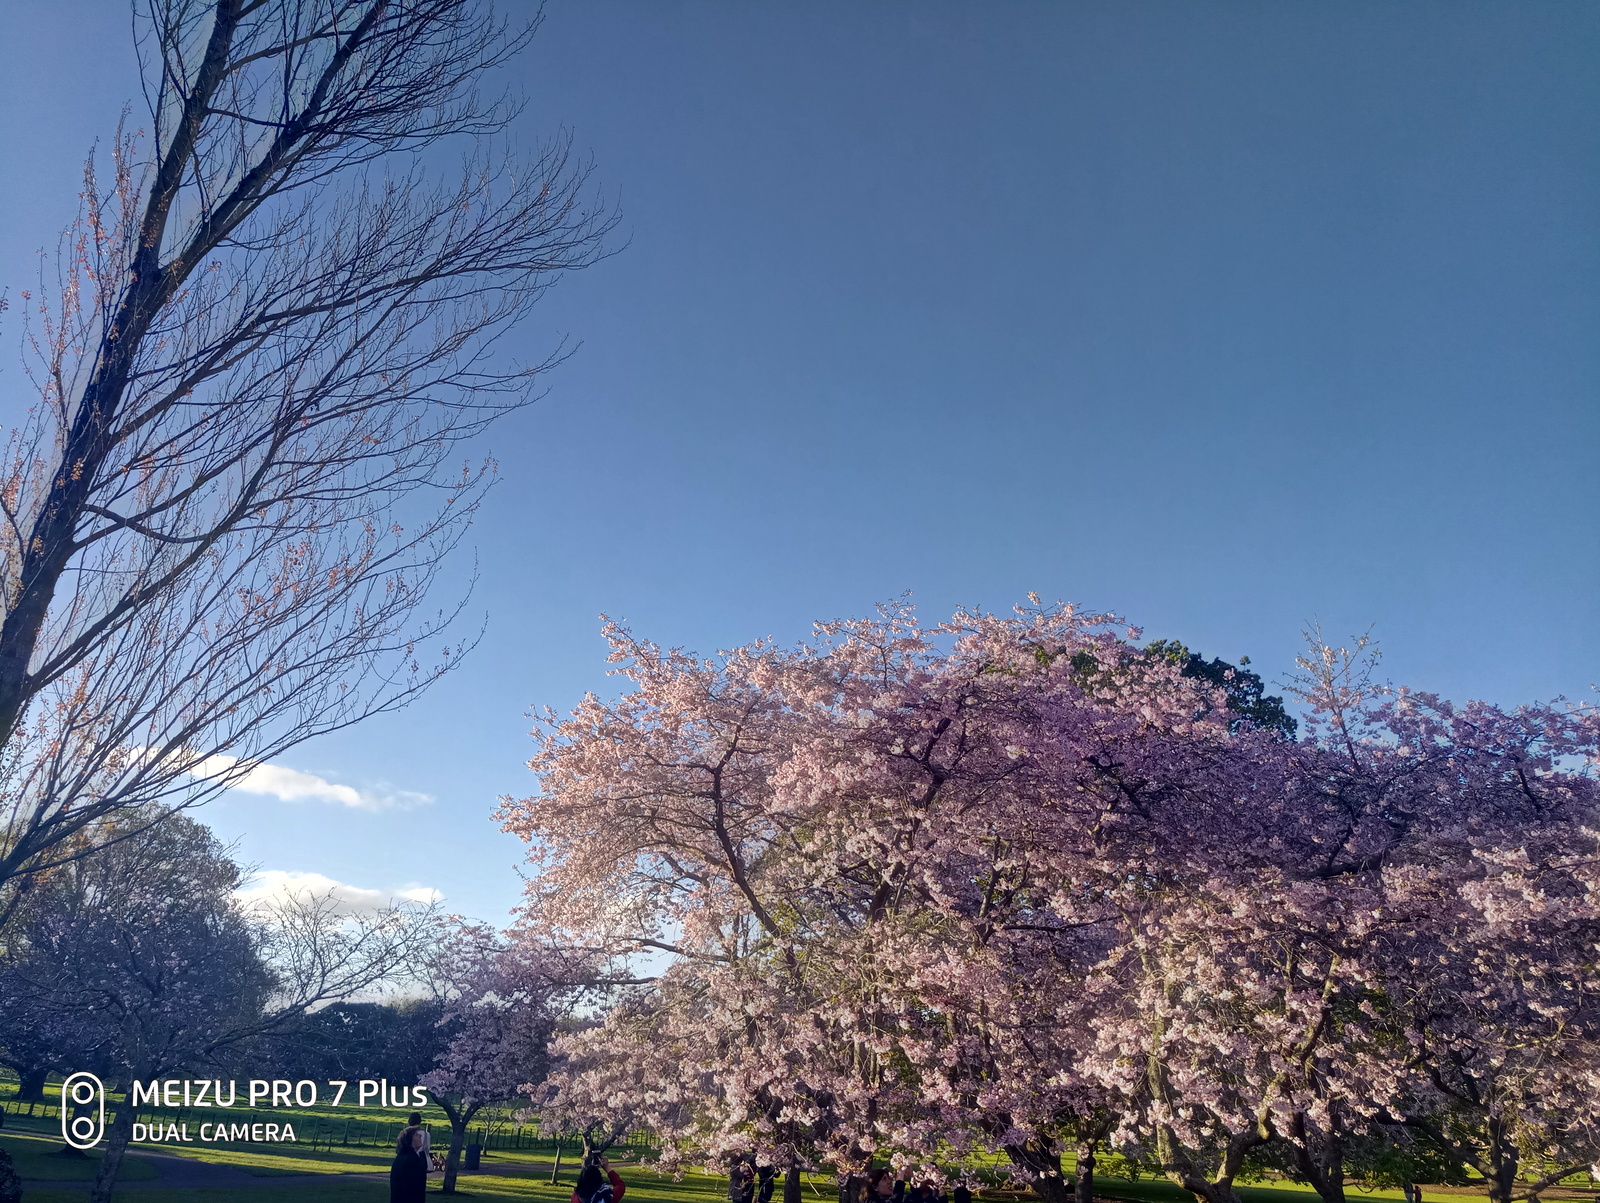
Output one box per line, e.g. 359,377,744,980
0,0,616,897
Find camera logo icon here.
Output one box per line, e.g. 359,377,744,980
60,1071,105,1150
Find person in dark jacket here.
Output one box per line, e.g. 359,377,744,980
730,1156,756,1203
390,1127,427,1203
575,1165,609,1203
572,1157,628,1203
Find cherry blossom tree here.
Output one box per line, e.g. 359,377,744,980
503,606,1599,1203
502,603,1292,1197
420,925,570,1194
1284,647,1600,1203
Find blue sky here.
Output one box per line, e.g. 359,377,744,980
2,1,1596,923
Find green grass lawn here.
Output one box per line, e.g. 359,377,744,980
6,1140,1586,1203
16,1187,392,1203
0,1128,158,1181
0,1130,1494,1203
6,1073,1588,1203
0,1116,1543,1203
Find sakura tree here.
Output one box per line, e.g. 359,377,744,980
503,602,1293,1196
1292,658,1600,1203
420,925,571,1194
502,605,1599,1203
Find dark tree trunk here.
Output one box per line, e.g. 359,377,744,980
1484,1150,1518,1203
1286,1112,1347,1203
1481,1116,1527,1203
785,1167,803,1203
581,1124,619,1167
1159,1155,1246,1203
15,1066,49,1103
439,1097,479,1195
1074,1135,1098,1203
1070,1113,1116,1203
1004,1142,1069,1203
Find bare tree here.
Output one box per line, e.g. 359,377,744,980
0,0,613,900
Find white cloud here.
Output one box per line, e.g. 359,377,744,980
237,869,443,915
191,754,433,812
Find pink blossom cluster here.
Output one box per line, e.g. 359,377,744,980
498,604,1600,1203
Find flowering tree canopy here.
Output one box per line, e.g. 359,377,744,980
501,604,1599,1203
420,923,573,1194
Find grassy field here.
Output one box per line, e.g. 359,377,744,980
2,1075,1586,1203
0,1111,1504,1203
0,1127,159,1181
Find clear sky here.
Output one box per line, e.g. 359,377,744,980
1,1,1595,924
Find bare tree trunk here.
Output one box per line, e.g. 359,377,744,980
1069,1111,1115,1203
1483,1121,1519,1203
1153,1128,1258,1203
580,1124,618,1167
551,1135,565,1183
87,1089,136,1203
1286,1112,1347,1203
785,1166,803,1203
0,0,613,912
439,1097,479,1195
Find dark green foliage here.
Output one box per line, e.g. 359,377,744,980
0,808,273,1082
1051,638,1297,737
1144,639,1297,737
245,998,452,1083
1346,1126,1472,1192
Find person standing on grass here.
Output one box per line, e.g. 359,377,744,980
574,1162,620,1203
391,1127,427,1203
573,1156,627,1203
408,1111,433,1172
731,1156,756,1203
